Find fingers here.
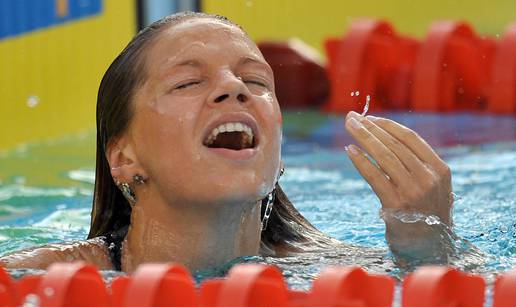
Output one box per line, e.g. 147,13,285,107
366,115,450,177
345,144,396,204
349,113,433,181
345,113,412,187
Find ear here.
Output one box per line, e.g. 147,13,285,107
106,135,146,184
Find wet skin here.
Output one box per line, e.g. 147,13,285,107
1,19,454,270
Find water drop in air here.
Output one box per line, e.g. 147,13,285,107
361,95,371,116
27,95,40,108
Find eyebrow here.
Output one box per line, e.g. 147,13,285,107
171,59,202,69
160,57,273,77
238,57,273,75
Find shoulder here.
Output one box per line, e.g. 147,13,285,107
0,237,113,270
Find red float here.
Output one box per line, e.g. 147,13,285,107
492,269,516,307
402,266,485,307
325,19,417,113
412,21,491,112
489,23,516,114
122,263,197,307
37,262,109,307
309,266,394,307
203,264,288,307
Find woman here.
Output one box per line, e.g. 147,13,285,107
1,12,454,272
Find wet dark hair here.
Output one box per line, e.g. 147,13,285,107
88,12,332,270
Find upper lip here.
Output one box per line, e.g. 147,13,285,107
202,112,260,148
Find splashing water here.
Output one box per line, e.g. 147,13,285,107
361,95,371,116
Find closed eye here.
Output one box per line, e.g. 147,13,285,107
244,80,268,88
175,80,201,90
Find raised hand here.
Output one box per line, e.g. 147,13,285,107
344,111,454,260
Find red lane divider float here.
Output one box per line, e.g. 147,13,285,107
325,19,418,113
317,19,516,115
122,263,197,307
0,265,15,306
201,264,288,307
37,262,109,307
489,23,516,114
493,269,516,307
1,263,515,306
412,21,491,112
402,266,485,307
309,266,394,307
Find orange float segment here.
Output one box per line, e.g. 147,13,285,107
489,23,516,114
15,275,42,306
109,276,130,307
37,262,109,307
325,38,342,94
492,269,516,307
0,266,15,307
412,21,489,112
214,264,288,307
402,266,485,307
309,266,394,307
199,279,224,307
386,36,420,110
124,263,197,307
288,290,310,307
325,19,403,114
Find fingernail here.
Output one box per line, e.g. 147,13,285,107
366,115,380,121
346,145,358,155
348,117,362,129
348,111,360,117
348,111,365,121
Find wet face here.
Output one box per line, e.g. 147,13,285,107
127,18,282,207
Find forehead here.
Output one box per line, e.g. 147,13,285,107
145,18,263,71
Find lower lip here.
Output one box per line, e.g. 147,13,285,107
205,147,258,160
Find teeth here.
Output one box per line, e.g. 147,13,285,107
205,122,254,146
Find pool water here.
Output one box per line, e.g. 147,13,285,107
0,111,515,292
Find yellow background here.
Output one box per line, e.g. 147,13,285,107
0,0,135,151
203,0,516,53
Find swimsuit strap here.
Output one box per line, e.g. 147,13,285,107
103,225,128,271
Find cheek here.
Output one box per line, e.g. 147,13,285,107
133,105,197,174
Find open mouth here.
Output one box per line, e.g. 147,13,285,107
203,122,256,150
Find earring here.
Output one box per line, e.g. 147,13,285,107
261,190,275,231
133,174,146,185
279,166,285,177
119,182,137,206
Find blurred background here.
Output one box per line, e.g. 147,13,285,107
0,1,515,286
1,0,516,151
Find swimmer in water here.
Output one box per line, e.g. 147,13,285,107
1,12,454,272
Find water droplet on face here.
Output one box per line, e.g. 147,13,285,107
27,95,40,108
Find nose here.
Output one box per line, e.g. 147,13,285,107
208,72,250,105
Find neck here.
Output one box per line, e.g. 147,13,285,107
121,191,262,273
